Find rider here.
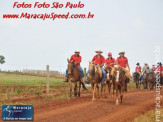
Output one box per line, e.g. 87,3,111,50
145,65,151,73
116,51,131,86
65,50,84,82
135,63,142,80
91,49,106,84
156,62,163,77
142,63,148,73
105,52,115,83
135,63,142,73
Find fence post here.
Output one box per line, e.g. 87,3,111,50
46,65,50,94
84,68,86,82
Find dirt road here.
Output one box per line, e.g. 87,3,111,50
32,89,162,122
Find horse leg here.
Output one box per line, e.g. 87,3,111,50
91,83,95,101
101,83,103,98
92,83,97,101
97,84,100,99
115,85,119,105
108,83,111,98
74,82,77,97
113,82,115,97
78,81,81,97
69,80,72,98
120,88,123,103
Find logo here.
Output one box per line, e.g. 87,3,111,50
2,105,33,121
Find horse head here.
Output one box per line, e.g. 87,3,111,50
114,67,125,83
89,61,95,75
67,59,75,75
105,66,112,81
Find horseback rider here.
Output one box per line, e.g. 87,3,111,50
114,51,131,86
151,65,156,72
142,63,148,73
105,52,115,83
87,49,106,84
105,52,115,67
135,63,141,73
65,50,84,82
156,62,163,84
135,63,142,80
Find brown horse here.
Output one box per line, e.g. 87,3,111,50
142,72,149,89
88,62,102,101
102,66,114,98
113,66,126,105
148,72,156,90
67,59,82,98
133,72,141,89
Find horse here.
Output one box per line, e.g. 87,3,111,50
142,72,149,89
67,59,87,98
133,72,141,89
113,66,126,105
102,66,114,98
148,72,156,90
88,62,102,101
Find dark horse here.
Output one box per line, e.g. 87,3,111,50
88,62,102,101
133,72,141,89
148,72,156,90
67,59,87,98
142,72,149,89
113,66,126,105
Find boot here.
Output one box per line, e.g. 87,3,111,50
64,78,68,82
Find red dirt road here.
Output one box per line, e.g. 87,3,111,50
33,89,162,122
1,89,162,122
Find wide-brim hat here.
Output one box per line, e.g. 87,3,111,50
144,63,148,65
75,50,80,53
119,51,125,55
95,49,103,53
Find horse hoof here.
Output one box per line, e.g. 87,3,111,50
116,102,119,105
92,98,96,102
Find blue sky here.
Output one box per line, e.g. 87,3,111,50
0,0,163,72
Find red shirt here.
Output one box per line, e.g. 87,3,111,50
135,66,141,72
92,55,105,65
70,54,81,66
157,66,163,72
116,57,128,68
105,58,115,67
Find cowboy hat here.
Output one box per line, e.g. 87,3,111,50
144,63,148,65
75,50,80,53
118,51,125,55
95,49,103,53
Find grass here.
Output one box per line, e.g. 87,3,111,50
0,72,66,86
134,109,163,122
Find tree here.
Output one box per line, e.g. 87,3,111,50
0,55,5,70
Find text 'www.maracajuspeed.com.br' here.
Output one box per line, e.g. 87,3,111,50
2,12,94,20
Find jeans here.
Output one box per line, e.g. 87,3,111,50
87,66,105,83
65,66,84,78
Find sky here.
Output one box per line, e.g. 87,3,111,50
0,0,163,73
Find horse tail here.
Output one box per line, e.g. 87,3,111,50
81,82,88,91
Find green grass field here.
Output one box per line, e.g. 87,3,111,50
0,72,66,86
0,72,139,107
